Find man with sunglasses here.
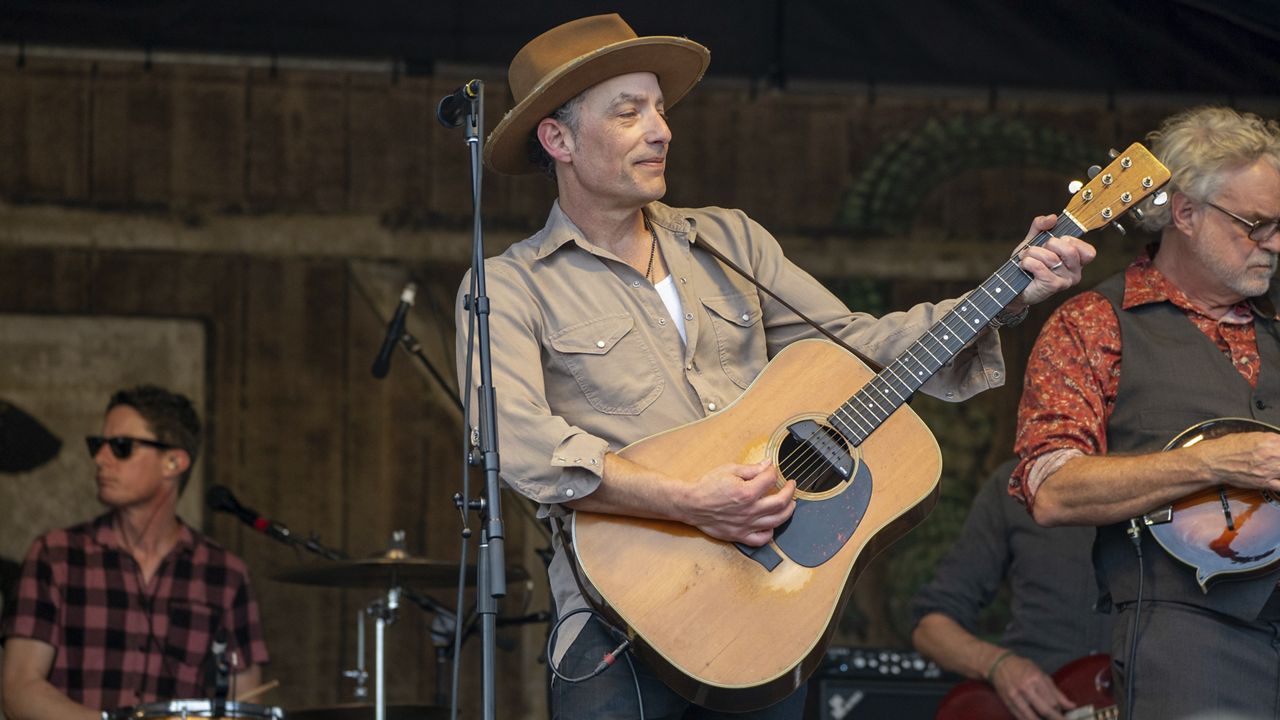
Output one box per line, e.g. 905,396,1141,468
1013,106,1280,718
1,386,268,720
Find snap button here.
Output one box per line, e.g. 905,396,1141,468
991,370,1001,379
708,402,718,411
685,313,693,320
565,488,575,498
632,280,641,288
658,318,666,325
596,340,606,348
741,313,750,322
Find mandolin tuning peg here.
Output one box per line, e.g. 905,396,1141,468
1152,191,1169,206
1108,148,1120,159
1087,165,1102,179
1111,221,1126,236
1068,179,1084,194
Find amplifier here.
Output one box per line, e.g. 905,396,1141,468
807,647,960,720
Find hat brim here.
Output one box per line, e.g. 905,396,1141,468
485,36,710,175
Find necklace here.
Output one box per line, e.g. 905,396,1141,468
643,219,658,283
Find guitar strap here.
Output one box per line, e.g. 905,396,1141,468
690,235,887,373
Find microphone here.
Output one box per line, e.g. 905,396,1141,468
437,79,480,129
206,484,293,544
370,282,417,379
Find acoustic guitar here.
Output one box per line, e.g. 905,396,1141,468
936,653,1116,720
1143,417,1280,590
572,144,1171,711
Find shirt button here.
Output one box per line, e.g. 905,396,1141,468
596,340,606,348
684,313,694,320
565,488,576,498
945,392,955,399
991,370,1001,380
658,318,667,326
708,402,718,411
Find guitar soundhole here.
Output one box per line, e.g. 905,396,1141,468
776,422,852,494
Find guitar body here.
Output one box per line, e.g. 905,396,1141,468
572,339,942,711
935,654,1115,720
1147,417,1280,590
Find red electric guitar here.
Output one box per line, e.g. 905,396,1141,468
936,654,1116,720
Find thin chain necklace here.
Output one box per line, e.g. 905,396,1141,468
643,217,658,283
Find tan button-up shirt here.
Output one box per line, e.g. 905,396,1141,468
455,200,1007,650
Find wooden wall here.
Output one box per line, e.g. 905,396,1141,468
1,51,1276,717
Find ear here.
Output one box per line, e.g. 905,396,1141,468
1170,191,1200,237
536,117,574,165
163,450,191,478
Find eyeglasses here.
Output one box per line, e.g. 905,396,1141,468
1205,201,1280,243
85,435,176,460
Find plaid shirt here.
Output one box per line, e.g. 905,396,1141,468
0,513,269,712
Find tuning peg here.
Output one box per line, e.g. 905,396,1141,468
1132,207,1145,221
1152,191,1169,206
1068,180,1084,194
1112,221,1126,236
1087,165,1102,179
1108,148,1120,159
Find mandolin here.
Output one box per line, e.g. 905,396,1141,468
572,144,1170,711
1143,417,1280,590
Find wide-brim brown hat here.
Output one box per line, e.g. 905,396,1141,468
485,13,710,175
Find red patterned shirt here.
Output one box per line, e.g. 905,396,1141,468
0,513,269,712
1012,249,1262,509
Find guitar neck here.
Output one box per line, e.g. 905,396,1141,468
829,214,1084,445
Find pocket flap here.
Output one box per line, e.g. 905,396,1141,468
549,314,636,355
702,294,761,327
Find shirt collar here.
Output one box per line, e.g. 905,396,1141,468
530,200,696,260
91,511,197,555
1121,245,1261,325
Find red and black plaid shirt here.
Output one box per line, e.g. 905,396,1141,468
0,513,269,712
1013,249,1263,509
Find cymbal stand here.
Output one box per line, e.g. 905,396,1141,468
368,586,401,720
341,608,369,700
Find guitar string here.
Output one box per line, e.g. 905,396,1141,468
775,222,1076,494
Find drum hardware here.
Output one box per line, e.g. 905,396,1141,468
286,703,449,719
107,699,284,719
341,608,369,700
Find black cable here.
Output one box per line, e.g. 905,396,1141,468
1124,520,1144,720
545,607,644,719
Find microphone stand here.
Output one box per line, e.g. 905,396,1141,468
444,79,506,720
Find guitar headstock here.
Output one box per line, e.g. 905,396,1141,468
1064,142,1170,233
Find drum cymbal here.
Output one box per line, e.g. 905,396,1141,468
288,703,448,719
273,557,528,589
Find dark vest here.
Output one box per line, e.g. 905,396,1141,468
1094,272,1280,621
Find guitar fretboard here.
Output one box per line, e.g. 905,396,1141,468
829,214,1083,445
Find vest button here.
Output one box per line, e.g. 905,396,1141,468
1257,399,1267,410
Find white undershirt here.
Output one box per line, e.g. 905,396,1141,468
654,275,687,345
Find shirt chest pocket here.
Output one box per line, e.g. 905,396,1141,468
701,293,767,389
549,313,664,415
162,599,223,671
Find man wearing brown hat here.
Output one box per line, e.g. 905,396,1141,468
456,13,1094,719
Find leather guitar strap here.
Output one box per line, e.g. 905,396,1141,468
690,235,886,374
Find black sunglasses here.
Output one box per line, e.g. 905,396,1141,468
85,435,176,460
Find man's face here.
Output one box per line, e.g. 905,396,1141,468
93,405,179,510
559,72,672,210
1188,159,1280,299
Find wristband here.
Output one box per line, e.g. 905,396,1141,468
985,649,1015,682
988,305,1029,329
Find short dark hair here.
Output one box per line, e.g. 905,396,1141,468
108,385,201,494
527,93,585,181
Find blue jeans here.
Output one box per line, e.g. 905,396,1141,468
551,616,806,719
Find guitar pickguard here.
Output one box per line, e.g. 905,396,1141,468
772,458,873,568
